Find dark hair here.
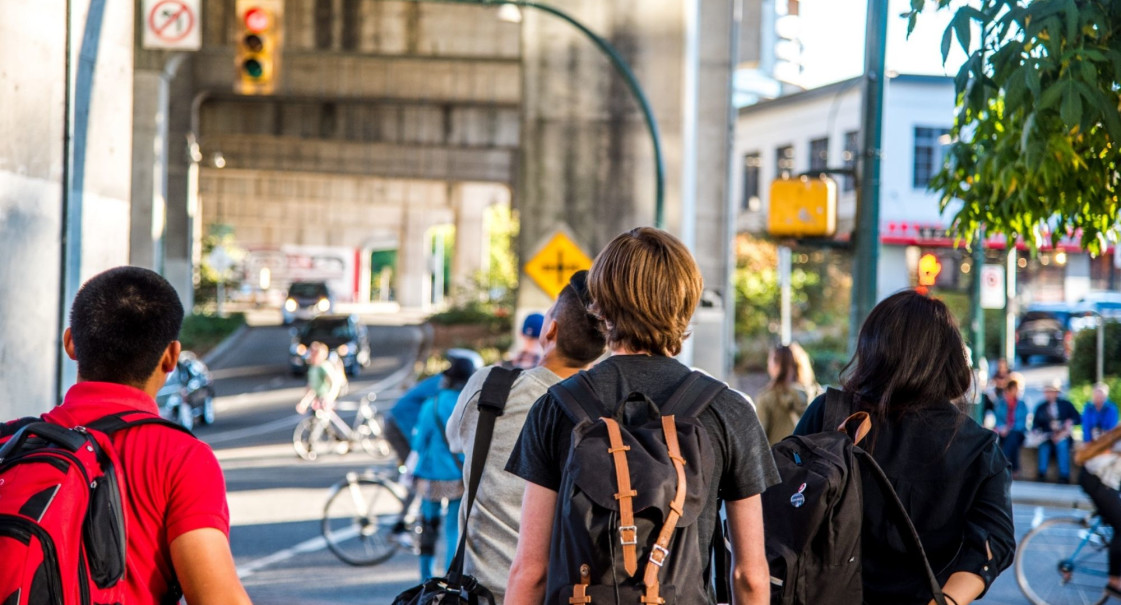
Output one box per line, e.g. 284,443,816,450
769,345,799,389
552,270,607,365
841,290,972,419
69,266,184,386
588,228,702,356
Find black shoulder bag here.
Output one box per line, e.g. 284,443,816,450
392,367,523,605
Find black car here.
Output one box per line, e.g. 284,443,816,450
156,351,216,430
1015,304,1093,365
282,280,334,324
289,314,371,376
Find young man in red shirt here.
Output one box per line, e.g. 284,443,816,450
13,266,252,604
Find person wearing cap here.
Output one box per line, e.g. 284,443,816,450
1031,379,1080,483
994,371,1029,478
410,354,477,580
508,312,544,369
1083,382,1119,443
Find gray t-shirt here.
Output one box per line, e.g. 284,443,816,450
446,364,562,604
505,355,780,598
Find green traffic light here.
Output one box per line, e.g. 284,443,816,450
243,59,264,79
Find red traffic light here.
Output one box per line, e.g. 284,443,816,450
244,7,271,33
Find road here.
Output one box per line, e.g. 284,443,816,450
196,324,1076,604
193,320,435,604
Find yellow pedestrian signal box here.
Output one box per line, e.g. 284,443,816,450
235,0,283,95
767,176,837,238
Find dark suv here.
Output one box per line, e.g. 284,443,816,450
282,281,334,324
289,314,371,376
1015,304,1091,365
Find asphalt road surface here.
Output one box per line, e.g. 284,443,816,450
195,325,1074,604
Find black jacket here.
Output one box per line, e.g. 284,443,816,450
794,394,1014,604
1031,397,1080,435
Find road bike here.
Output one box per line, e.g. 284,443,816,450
1016,510,1116,605
293,393,394,462
321,468,419,566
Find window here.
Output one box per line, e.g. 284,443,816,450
742,153,761,211
842,131,859,192
913,127,951,188
775,145,795,178
809,137,828,172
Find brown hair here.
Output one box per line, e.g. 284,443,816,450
587,227,703,356
769,345,799,389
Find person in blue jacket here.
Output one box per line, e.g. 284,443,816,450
386,348,483,466
1083,382,1120,443
411,355,475,580
994,372,1029,478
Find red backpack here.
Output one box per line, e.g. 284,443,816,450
0,411,190,605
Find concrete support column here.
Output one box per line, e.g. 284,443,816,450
452,183,505,291
398,206,436,309
162,63,196,312
131,70,161,270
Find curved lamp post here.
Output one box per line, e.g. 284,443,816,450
401,0,666,228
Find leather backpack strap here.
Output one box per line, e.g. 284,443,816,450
603,417,639,576
445,367,521,585
641,414,689,604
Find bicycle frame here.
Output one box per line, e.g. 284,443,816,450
1063,517,1111,580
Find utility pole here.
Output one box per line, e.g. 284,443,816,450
848,0,889,352
970,234,985,423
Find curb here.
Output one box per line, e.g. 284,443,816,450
1010,480,1092,510
201,324,250,367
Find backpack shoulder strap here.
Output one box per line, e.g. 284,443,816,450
86,411,195,437
0,416,40,440
477,366,522,416
548,371,606,424
855,448,948,605
660,371,726,418
823,387,852,432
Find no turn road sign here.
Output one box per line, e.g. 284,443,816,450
143,0,201,50
980,264,1006,310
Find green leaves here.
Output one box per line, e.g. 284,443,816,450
914,0,1121,255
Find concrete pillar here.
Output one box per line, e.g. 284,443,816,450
452,182,505,291
162,61,196,312
0,1,68,417
131,70,161,270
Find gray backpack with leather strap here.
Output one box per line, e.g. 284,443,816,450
544,370,725,605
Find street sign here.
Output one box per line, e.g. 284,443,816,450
980,264,1006,309
208,246,233,275
142,0,201,50
524,232,593,299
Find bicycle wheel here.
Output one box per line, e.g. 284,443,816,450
322,477,406,566
1016,516,1112,605
293,416,336,461
357,412,394,461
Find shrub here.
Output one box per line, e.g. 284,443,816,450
1069,320,1121,386
179,312,246,356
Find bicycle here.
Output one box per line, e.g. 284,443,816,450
321,467,419,566
293,393,395,462
1016,510,1116,605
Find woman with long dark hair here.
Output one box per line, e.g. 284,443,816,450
793,290,1014,605
756,344,809,445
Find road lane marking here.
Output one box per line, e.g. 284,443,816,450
236,528,355,579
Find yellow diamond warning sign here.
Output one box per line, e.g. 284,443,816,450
524,232,593,299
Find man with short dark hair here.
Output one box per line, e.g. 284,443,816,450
5,266,251,604
446,271,606,603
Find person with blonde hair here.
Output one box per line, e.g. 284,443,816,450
505,227,779,605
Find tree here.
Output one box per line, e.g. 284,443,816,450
907,0,1120,253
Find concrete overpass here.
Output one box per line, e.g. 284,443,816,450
1,0,742,417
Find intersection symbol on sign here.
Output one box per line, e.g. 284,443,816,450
524,232,593,299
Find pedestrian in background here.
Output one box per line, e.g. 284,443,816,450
994,372,1029,478
507,312,545,369
794,290,1014,605
411,356,475,580
1083,382,1119,443
1075,423,1121,598
1031,379,1079,483
755,343,810,445
296,342,343,414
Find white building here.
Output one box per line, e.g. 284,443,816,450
734,73,1110,304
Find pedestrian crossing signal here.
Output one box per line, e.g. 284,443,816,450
767,176,837,238
235,0,283,95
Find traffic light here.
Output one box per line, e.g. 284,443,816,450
767,175,837,238
235,0,283,94
918,253,942,288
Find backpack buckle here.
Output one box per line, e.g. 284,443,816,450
619,525,638,546
649,544,670,567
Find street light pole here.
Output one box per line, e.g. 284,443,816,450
398,0,666,228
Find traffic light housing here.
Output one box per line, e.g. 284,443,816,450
235,0,282,94
767,175,837,238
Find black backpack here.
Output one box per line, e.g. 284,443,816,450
762,388,947,605
544,370,725,605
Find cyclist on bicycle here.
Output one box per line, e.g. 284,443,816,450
1076,422,1121,598
297,342,344,414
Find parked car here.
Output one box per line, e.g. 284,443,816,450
289,314,371,377
282,280,334,324
1015,303,1093,365
156,351,216,430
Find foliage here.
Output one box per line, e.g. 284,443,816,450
937,291,1003,359
802,334,850,388
907,0,1121,253
732,234,852,369
1068,376,1121,414
179,312,246,356
1069,319,1121,385
480,203,520,302
195,223,244,309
